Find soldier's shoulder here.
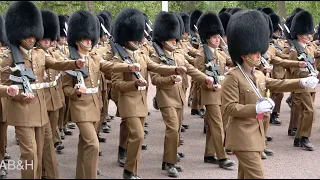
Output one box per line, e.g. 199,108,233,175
225,66,239,76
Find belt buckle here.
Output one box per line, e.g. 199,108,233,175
138,86,146,91
49,82,54,87
36,83,41,89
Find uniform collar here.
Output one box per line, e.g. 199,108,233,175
19,46,32,56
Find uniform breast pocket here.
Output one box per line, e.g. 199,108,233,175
258,82,266,94
239,86,256,104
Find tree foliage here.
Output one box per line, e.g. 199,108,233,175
0,1,320,25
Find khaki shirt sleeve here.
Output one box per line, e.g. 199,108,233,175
45,52,78,70
99,58,130,74
0,85,9,97
185,60,207,83
221,72,257,118
146,56,177,76
266,77,302,92
149,56,175,86
270,55,299,68
111,57,137,92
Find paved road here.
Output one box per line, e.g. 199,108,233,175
4,83,320,179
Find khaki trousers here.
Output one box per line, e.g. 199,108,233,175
263,113,271,137
97,90,108,135
204,105,227,160
191,83,203,110
234,151,264,179
15,125,45,179
0,122,7,161
289,93,300,131
296,92,316,138
188,81,195,101
48,110,62,145
271,92,284,113
160,107,182,164
42,123,59,179
124,117,145,175
119,120,129,150
75,122,99,179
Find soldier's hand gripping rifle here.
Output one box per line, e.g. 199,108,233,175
114,43,147,84
9,45,36,94
63,23,89,89
283,24,319,75
203,43,221,87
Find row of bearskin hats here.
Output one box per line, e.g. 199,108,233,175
0,1,316,64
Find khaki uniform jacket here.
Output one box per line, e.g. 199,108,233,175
194,46,232,105
43,47,65,111
150,49,207,109
221,67,302,151
112,48,178,118
0,47,80,127
268,43,300,79
289,44,319,93
62,51,131,123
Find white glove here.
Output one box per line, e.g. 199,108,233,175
300,76,319,89
256,98,275,114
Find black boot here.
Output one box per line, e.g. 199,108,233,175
182,124,189,129
270,112,281,125
199,109,205,118
0,167,6,179
191,109,200,115
204,156,218,164
54,142,65,154
98,134,106,143
123,169,135,179
63,128,73,136
118,146,126,167
141,144,148,150
67,122,76,129
60,129,65,140
181,126,185,132
300,137,314,151
293,138,301,147
15,134,19,145
286,96,292,108
144,122,149,127
4,147,10,160
102,124,111,133
219,158,236,170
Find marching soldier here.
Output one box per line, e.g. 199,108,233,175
189,10,205,118
0,13,11,179
1,1,86,178
39,9,64,179
62,10,140,179
194,11,235,169
57,15,75,139
289,10,320,151
111,8,187,179
222,9,318,179
150,11,215,177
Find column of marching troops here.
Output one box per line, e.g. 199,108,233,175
0,1,319,179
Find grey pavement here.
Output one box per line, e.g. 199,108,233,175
4,83,320,179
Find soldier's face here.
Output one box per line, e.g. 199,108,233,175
59,36,67,45
76,39,92,52
20,37,36,50
101,35,108,42
40,39,51,49
298,34,311,44
208,35,220,48
50,40,57,47
163,39,177,52
242,52,261,67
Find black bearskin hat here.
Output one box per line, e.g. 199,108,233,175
227,10,269,65
5,1,43,46
262,12,273,39
101,10,112,21
197,11,224,42
96,15,104,38
179,12,190,34
219,12,231,36
291,8,305,17
67,10,98,48
290,10,314,40
58,15,68,37
153,11,181,44
113,8,144,46
175,13,184,39
261,7,275,15
190,10,202,31
269,13,281,32
0,14,8,46
41,10,59,41
229,8,242,15
219,7,227,14
99,11,112,32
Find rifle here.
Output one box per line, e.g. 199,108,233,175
9,45,36,94
65,46,89,89
152,42,175,66
203,43,221,85
114,43,147,83
190,25,201,49
100,23,117,55
218,35,230,56
282,24,319,75
261,53,272,69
